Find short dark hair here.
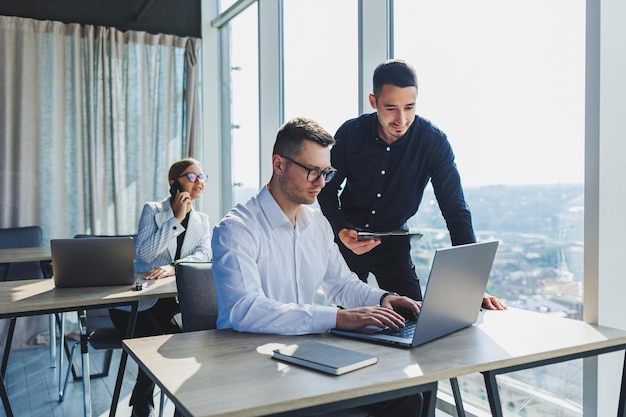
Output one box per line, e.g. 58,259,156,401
372,59,418,97
272,117,335,157
168,158,202,181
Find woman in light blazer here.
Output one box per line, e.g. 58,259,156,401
110,158,211,417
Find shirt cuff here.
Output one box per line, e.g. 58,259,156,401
312,305,342,332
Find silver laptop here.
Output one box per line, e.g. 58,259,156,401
330,240,499,348
51,237,135,288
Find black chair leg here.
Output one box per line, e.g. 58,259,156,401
64,348,115,381
80,349,113,380
100,349,113,378
57,311,118,381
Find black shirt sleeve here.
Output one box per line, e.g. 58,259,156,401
317,119,353,235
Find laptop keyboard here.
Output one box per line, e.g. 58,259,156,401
381,320,417,338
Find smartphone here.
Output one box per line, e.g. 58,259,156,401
169,180,184,198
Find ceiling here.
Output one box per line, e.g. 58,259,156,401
0,0,201,38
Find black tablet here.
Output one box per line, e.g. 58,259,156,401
356,230,423,241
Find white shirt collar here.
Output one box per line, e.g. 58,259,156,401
257,185,311,232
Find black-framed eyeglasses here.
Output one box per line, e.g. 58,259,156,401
279,154,337,183
176,172,208,183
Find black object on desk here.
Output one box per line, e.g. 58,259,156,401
356,229,423,241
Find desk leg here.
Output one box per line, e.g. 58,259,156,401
618,350,626,417
1,318,16,378
58,313,65,401
109,302,139,417
39,260,56,368
449,377,467,417
77,310,92,417
49,314,56,367
1,371,14,417
482,371,504,417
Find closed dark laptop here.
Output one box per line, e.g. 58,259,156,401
51,237,135,288
331,240,499,348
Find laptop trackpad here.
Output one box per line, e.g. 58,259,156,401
358,324,388,334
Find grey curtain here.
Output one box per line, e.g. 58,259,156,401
0,16,202,242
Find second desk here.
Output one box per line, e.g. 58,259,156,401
0,276,178,417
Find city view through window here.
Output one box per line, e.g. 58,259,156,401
396,1,585,415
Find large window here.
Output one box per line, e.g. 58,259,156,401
230,3,260,205
219,0,239,13
229,0,360,209
395,1,585,415
283,0,359,141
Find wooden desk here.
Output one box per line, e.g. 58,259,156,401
123,308,626,417
0,275,176,317
0,246,52,264
0,276,178,417
0,246,55,373
0,246,52,284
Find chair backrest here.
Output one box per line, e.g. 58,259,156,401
175,262,218,332
0,226,44,281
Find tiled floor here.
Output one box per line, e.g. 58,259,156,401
1,343,174,417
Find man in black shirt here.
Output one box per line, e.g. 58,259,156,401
318,59,505,310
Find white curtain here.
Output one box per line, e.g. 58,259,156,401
0,16,202,242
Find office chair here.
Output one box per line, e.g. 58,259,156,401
0,226,55,376
0,226,48,282
169,262,217,417
61,308,121,380
175,262,217,332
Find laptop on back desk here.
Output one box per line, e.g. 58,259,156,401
330,240,499,348
51,236,135,288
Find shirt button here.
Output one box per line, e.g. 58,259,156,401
365,224,369,228
386,147,390,151
371,210,376,215
173,226,177,230
377,193,382,198
381,170,385,175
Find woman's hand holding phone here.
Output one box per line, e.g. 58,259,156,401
170,181,192,222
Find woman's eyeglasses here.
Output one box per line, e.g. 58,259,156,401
279,154,337,183
177,172,208,183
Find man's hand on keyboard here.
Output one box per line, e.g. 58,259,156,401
336,306,407,331
381,294,421,317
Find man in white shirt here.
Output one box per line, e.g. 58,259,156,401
212,117,423,416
